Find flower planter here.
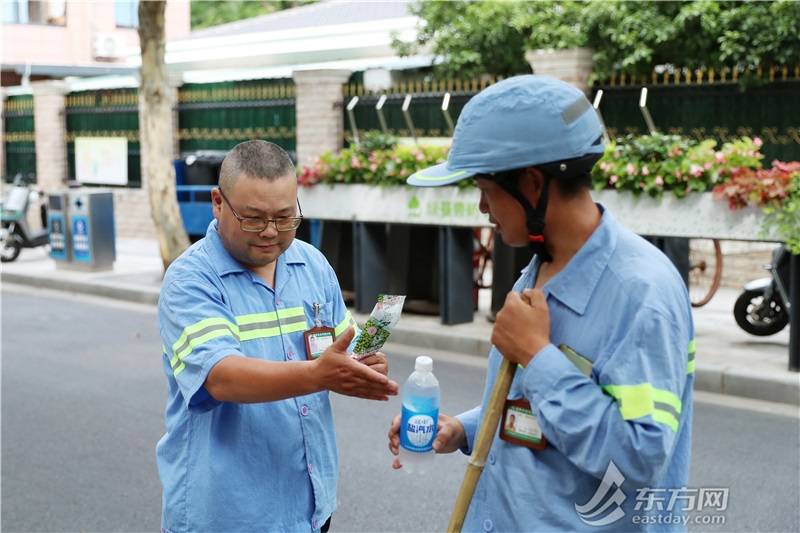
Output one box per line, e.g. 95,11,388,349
592,190,780,242
300,184,778,241
299,184,781,325
298,184,485,227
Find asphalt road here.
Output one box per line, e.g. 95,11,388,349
2,285,798,532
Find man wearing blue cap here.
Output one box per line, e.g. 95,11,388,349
388,75,695,530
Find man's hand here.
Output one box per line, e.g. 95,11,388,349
360,352,388,376
388,413,466,469
491,289,551,367
312,327,398,400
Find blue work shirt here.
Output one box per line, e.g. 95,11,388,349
157,221,356,533
457,206,695,532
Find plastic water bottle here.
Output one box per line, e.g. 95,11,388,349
399,356,440,474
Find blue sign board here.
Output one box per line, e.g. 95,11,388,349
71,215,92,263
48,213,68,260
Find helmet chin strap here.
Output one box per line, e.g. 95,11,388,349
495,174,552,263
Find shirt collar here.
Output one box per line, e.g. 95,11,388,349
203,220,306,277
524,204,618,316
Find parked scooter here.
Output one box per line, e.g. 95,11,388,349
0,175,49,262
734,245,791,336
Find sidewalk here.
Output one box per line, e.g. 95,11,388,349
2,240,798,405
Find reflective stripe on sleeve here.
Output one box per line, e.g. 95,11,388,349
602,383,682,432
169,308,309,376
687,339,696,375
171,318,240,370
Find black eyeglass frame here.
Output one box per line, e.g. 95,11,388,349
218,188,303,233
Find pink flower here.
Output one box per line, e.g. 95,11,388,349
690,164,704,177
415,152,425,161
655,175,664,186
639,181,646,189
610,175,619,184
367,326,377,336
350,156,362,169
642,165,650,176
626,163,637,175
600,162,611,172
753,137,763,148
369,163,378,172
715,152,725,163
704,162,712,170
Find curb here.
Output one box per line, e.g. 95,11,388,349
2,272,160,306
4,271,799,406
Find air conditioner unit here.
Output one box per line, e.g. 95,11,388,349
92,33,125,60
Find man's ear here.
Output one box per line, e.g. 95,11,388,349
517,167,547,205
211,188,222,220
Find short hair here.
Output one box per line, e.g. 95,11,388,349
219,140,295,191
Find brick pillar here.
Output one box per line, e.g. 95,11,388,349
32,80,70,193
525,48,594,95
292,69,352,169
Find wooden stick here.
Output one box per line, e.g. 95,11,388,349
447,357,517,533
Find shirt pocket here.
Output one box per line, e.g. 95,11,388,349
302,299,334,329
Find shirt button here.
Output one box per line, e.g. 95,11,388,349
276,299,281,305
312,518,318,529
287,352,294,360
301,404,310,416
488,453,496,465
483,519,493,532
308,463,314,475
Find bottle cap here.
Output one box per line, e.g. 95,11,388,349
415,356,433,373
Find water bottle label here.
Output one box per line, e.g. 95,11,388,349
400,405,439,452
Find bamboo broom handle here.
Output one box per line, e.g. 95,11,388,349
446,357,517,533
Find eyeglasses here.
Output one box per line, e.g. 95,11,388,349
218,188,303,233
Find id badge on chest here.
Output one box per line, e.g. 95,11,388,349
500,398,547,450
304,303,335,361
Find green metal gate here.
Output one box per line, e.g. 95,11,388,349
3,95,36,180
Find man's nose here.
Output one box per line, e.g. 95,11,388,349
258,221,279,238
478,191,489,214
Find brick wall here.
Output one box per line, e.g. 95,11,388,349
113,188,157,239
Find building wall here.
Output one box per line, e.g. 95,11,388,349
1,0,189,68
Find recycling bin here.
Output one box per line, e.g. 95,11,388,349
48,191,71,263
66,190,116,271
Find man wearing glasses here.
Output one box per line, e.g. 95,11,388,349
157,140,398,533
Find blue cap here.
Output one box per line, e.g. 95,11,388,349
407,75,605,187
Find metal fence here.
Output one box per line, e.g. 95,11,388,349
178,79,296,159
3,95,36,179
342,67,800,163
6,65,797,182
594,66,800,162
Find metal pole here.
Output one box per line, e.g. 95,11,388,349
593,89,611,144
789,252,800,371
639,87,657,135
346,96,360,147
375,94,389,135
402,94,417,144
441,92,455,136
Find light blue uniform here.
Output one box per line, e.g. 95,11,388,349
157,221,356,533
457,207,695,532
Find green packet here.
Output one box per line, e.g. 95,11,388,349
352,295,406,360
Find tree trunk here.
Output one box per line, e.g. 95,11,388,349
138,0,190,271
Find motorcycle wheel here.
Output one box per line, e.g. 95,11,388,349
0,237,21,262
733,289,789,336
